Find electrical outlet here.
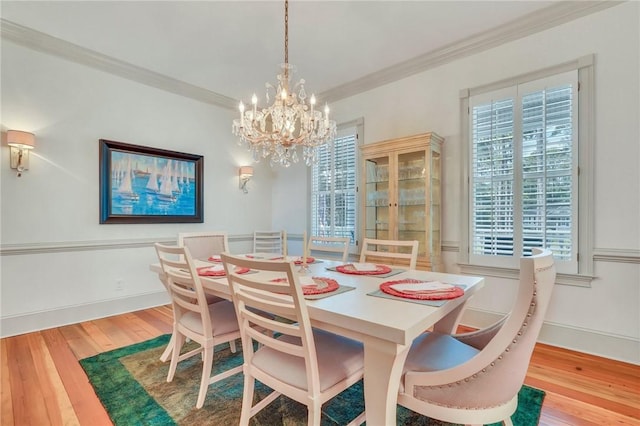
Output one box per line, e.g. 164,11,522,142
116,279,124,291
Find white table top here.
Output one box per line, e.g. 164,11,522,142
151,258,484,346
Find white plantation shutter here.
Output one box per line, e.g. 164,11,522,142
471,91,516,260
469,71,578,272
311,126,358,243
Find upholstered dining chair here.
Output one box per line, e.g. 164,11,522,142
396,248,556,426
220,252,366,426
253,230,286,255
360,238,419,270
178,231,229,260
155,243,242,409
307,235,350,262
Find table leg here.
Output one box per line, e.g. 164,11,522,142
362,338,410,426
432,300,470,334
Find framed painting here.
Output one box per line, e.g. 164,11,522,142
99,139,204,224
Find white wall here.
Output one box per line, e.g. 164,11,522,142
0,40,275,335
2,2,638,364
273,2,640,363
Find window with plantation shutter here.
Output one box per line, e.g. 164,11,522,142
311,125,359,244
468,70,579,273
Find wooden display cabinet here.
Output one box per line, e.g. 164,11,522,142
360,132,443,271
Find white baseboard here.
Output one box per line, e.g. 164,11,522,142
461,308,640,366
0,290,170,338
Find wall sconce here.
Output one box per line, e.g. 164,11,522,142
239,166,253,194
7,130,36,177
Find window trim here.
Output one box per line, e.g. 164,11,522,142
459,55,595,286
308,117,364,254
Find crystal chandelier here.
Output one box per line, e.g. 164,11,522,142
232,0,337,167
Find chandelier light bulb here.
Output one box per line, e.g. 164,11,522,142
239,101,245,126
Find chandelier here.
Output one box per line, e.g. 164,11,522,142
232,0,337,167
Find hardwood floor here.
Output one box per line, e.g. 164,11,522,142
1,306,638,425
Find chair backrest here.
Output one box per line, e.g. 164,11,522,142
177,231,229,260
307,236,350,262
253,230,286,255
220,252,322,395
155,243,213,337
405,248,556,407
360,238,419,270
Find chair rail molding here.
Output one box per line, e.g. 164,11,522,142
0,235,255,256
3,238,638,264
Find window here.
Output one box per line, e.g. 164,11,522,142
311,121,361,245
461,56,594,281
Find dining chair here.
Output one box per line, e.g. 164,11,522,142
178,231,229,260
360,237,419,270
154,243,242,409
307,235,350,262
155,231,230,362
220,252,366,426
178,231,229,306
397,248,556,425
253,230,286,255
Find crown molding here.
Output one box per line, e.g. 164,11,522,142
319,1,623,103
0,19,238,110
1,1,623,109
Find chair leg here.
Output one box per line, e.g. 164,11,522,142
229,339,237,353
167,332,184,382
159,333,174,362
346,411,366,426
307,399,322,426
239,372,255,426
503,418,514,426
195,345,214,409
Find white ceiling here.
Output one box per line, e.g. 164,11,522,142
1,1,597,106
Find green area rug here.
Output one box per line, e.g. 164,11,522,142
80,334,545,425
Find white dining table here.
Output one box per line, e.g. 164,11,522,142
150,256,485,426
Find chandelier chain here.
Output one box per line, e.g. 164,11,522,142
284,0,289,66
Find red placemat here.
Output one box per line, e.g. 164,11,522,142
380,278,464,300
293,257,315,265
197,266,250,277
208,255,222,262
271,277,339,295
336,263,392,275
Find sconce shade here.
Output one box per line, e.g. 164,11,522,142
7,130,36,149
239,166,254,178
239,166,254,193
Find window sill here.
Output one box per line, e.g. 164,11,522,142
457,263,593,288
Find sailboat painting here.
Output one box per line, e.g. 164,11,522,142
100,139,203,224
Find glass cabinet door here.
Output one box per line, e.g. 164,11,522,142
429,149,442,263
364,156,390,241
397,150,426,255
